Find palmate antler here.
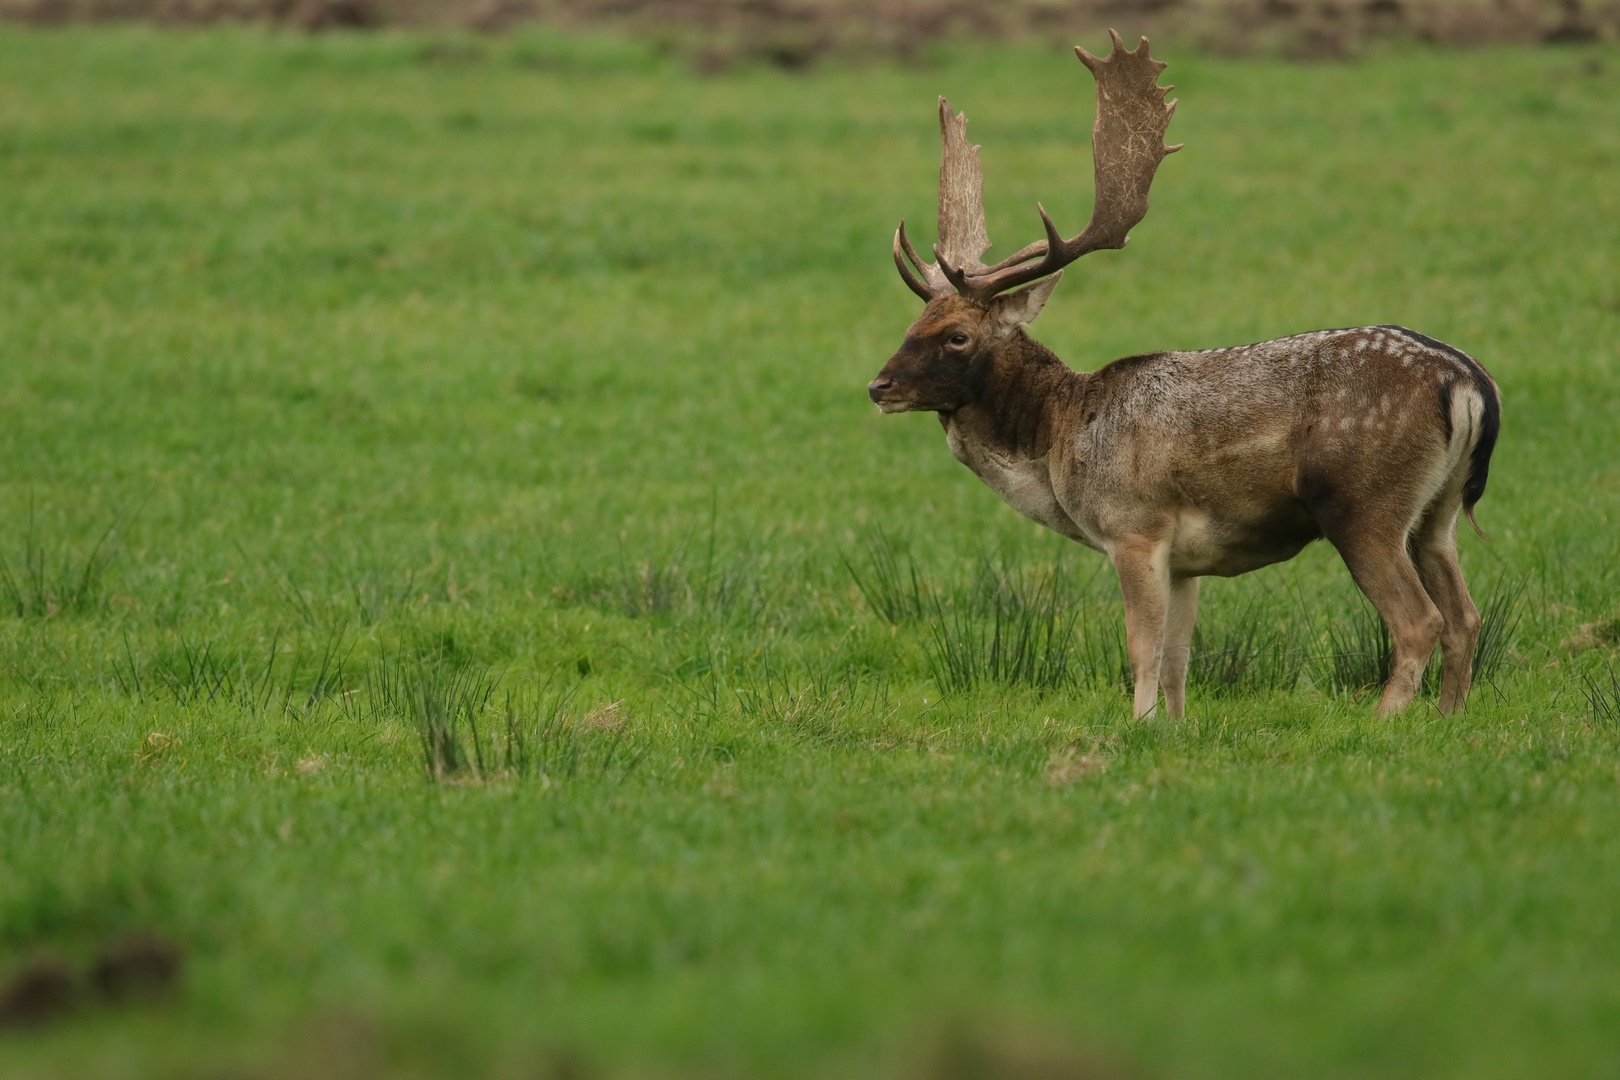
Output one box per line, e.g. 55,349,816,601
893,30,1182,304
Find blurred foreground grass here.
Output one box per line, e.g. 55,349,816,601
1,26,1620,1079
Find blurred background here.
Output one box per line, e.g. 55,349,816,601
4,0,1617,60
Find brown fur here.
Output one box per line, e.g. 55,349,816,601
870,296,1501,718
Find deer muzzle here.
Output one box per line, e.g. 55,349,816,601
867,377,911,413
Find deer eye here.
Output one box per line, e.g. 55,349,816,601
948,333,969,346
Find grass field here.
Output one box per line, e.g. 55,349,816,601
2,26,1620,1079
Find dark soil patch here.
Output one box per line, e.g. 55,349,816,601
0,933,183,1033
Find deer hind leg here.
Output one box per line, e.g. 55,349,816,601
1159,576,1201,721
1324,517,1444,716
1410,501,1480,714
1112,536,1172,719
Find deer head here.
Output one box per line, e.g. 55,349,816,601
869,32,1180,414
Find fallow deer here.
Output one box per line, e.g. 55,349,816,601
867,32,1501,719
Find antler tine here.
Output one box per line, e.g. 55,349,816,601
893,222,939,301
933,244,974,294
981,239,1050,274
896,219,953,295
960,31,1179,301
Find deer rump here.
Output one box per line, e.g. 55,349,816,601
868,33,1501,721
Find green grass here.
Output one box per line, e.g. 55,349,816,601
1,25,1619,1079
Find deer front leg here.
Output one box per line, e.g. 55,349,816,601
1112,537,1173,719
1160,576,1200,720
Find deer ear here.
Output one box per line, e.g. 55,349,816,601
989,271,1063,334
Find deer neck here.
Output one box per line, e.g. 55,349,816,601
941,331,1083,463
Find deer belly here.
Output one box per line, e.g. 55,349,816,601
1170,502,1322,577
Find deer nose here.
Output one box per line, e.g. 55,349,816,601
868,378,894,403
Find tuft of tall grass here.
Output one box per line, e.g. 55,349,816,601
360,648,501,781
354,655,631,784
1189,600,1307,695
845,526,930,625
499,677,583,779
284,626,359,713
111,632,277,709
164,635,281,709
688,503,775,623
1471,575,1527,689
923,560,1125,694
600,557,689,618
0,506,123,619
110,626,356,713
346,564,420,627
1580,663,1620,726
848,540,1127,695
925,573,1071,693
1327,601,1394,695
574,529,775,623
694,545,771,622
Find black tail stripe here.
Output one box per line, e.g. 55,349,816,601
1378,325,1501,509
